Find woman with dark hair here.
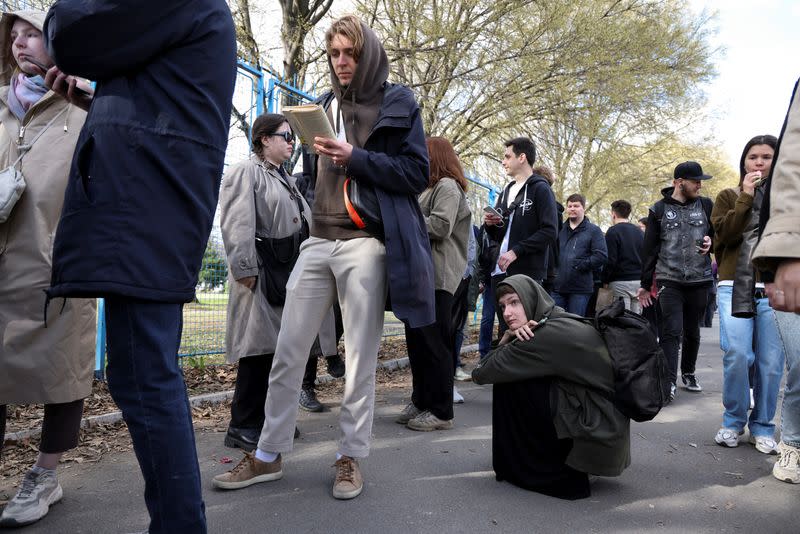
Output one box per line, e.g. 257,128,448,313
710,134,786,454
0,10,94,527
396,136,471,431
218,113,336,452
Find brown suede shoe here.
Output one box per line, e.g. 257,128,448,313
212,451,282,490
332,456,363,500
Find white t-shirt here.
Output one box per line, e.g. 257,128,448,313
491,180,527,277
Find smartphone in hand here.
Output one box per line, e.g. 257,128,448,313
483,206,503,218
21,55,90,97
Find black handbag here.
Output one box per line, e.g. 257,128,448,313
255,169,309,306
343,176,384,239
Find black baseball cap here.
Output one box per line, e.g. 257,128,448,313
674,161,712,180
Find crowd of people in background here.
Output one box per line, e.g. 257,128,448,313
1,4,799,533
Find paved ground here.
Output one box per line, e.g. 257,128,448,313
14,324,799,533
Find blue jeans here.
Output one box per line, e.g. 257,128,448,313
775,311,800,447
479,281,495,360
717,285,785,437
550,291,592,316
105,298,206,534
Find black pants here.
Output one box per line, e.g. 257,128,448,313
658,283,709,384
405,289,455,420
451,276,471,368
0,400,84,456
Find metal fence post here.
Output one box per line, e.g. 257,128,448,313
94,298,106,380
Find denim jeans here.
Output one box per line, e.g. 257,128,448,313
479,281,495,360
717,285,785,437
775,311,800,447
550,291,592,316
105,298,206,534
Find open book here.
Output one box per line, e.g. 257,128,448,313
282,104,336,153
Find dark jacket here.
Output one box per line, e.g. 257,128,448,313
554,217,607,293
486,175,558,281
641,187,714,289
44,0,237,303
602,222,644,284
472,275,631,477
302,86,435,328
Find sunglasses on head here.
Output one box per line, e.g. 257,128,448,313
269,131,295,143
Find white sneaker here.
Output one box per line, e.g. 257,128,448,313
714,427,739,448
750,434,780,455
454,367,472,382
773,442,800,484
0,467,63,527
453,386,464,404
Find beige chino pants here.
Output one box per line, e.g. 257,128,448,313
257,236,388,458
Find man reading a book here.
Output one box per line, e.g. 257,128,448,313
213,14,434,500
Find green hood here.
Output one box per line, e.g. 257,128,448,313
496,274,556,324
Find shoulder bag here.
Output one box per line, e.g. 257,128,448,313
255,168,309,306
0,107,67,223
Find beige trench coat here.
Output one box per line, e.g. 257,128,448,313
219,155,336,363
0,87,96,404
753,78,800,268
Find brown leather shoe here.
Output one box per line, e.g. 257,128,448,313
332,456,363,500
212,451,282,490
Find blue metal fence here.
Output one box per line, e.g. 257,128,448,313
94,63,501,376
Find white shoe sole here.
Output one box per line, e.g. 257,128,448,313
0,484,63,527
773,464,800,484
212,470,283,490
407,420,454,432
332,484,363,500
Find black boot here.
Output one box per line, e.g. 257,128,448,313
299,387,323,412
325,354,346,378
224,426,260,452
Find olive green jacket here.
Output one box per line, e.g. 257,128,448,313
472,275,631,477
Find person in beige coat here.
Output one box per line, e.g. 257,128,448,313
219,112,336,452
0,10,94,528
752,77,800,484
397,136,471,431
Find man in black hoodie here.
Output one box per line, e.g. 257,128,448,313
638,162,714,401
484,137,558,333
602,199,644,314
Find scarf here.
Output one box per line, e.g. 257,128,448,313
7,73,48,119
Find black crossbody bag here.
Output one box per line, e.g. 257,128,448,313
255,169,309,306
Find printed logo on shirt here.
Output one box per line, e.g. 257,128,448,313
520,199,533,213
665,209,677,220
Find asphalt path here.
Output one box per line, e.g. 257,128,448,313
16,324,799,533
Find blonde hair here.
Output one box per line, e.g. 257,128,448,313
325,15,364,61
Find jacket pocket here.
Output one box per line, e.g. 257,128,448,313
75,134,95,204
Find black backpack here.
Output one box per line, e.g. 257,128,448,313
593,298,670,422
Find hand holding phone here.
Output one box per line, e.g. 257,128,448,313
23,55,92,98
483,206,504,227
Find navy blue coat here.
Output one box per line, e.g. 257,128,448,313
554,217,608,294
43,0,237,303
304,85,435,328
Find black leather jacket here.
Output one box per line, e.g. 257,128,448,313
641,187,714,288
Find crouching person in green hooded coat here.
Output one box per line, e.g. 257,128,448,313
472,274,631,500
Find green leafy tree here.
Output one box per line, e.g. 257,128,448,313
199,241,228,290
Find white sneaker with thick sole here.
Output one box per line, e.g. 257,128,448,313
750,434,780,455
0,467,63,527
773,442,800,484
454,367,472,382
714,427,739,448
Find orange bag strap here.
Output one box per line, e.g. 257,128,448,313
343,177,367,229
